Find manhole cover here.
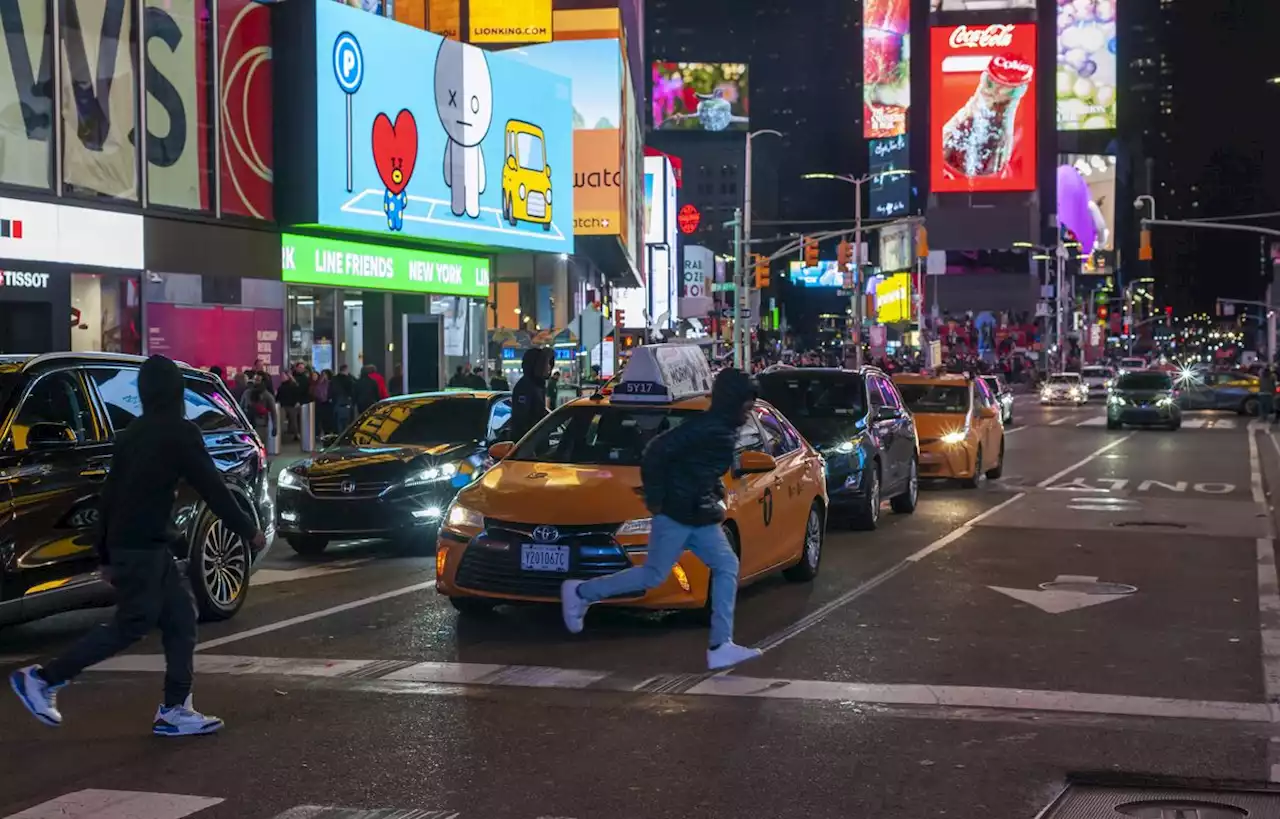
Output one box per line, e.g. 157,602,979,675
1040,783,1280,819
1039,580,1138,595
1113,521,1189,529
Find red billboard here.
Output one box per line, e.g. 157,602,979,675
218,0,274,219
930,23,1037,194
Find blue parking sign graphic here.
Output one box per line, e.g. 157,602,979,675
333,32,363,94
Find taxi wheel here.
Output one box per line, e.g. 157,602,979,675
450,597,498,616
783,503,823,582
889,457,918,514
985,440,1005,480
961,447,983,489
850,463,881,531
287,536,329,557
1242,397,1260,416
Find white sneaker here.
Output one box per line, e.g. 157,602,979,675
153,695,224,737
707,641,763,671
560,579,589,634
9,665,62,727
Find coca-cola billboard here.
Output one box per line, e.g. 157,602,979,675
930,23,1038,194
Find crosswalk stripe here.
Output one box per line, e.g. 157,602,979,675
1077,417,1106,427
4,790,223,819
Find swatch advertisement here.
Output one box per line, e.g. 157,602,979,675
869,134,910,218
651,62,749,132
930,23,1038,193
1056,0,1117,131
864,0,910,139
314,2,574,253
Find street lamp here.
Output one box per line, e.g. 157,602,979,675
801,169,914,368
733,128,785,370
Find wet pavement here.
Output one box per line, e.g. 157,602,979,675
3,396,1280,819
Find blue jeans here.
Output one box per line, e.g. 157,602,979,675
577,514,740,647
1262,394,1275,421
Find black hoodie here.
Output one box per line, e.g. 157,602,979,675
95,356,258,562
508,348,550,441
640,368,758,526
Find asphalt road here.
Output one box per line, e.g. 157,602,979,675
3,395,1280,819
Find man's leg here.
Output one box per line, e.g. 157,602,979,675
152,557,224,735
561,515,689,633
686,524,762,670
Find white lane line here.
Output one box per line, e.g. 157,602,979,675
193,581,435,652
1076,416,1106,427
1250,429,1280,781
1049,417,1072,426
1251,429,1269,506
1035,434,1133,488
251,565,361,587
906,492,1026,562
3,790,223,819
84,652,1278,725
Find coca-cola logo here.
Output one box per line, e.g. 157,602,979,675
990,54,1033,78
948,24,1015,49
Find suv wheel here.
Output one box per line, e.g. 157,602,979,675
190,509,249,621
850,464,881,531
890,458,919,514
287,535,329,557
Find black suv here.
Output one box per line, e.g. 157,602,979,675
0,352,274,626
756,367,919,530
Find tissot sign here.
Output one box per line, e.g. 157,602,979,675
0,197,143,269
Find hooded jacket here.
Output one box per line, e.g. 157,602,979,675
640,368,757,527
508,348,551,441
95,356,259,562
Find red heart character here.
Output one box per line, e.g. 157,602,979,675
371,109,418,196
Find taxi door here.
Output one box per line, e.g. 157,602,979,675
725,416,776,578
754,406,809,569
973,379,1002,458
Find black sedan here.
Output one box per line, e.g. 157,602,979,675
276,391,511,555
756,367,919,530
1106,370,1181,430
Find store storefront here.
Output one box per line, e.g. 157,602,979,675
0,197,145,355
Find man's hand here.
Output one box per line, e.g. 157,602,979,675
249,530,267,550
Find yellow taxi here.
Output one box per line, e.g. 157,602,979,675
501,119,553,231
435,345,829,615
891,373,1005,487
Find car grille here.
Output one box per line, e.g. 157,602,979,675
309,478,393,499
526,192,546,217
454,519,630,598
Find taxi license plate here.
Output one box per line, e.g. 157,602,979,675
521,544,569,573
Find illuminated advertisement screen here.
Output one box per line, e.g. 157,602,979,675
869,135,910,218
875,273,912,324
1056,0,1116,131
930,23,1038,193
1057,154,1115,257
931,0,1034,8
864,0,910,139
651,62,749,132
788,260,842,288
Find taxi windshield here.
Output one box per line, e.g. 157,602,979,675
897,384,970,414
517,133,544,171
1047,374,1080,385
1115,372,1174,391
509,405,696,466
340,397,489,446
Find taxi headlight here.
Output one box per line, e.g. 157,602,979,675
544,188,552,206
835,440,856,454
519,183,526,201
616,517,652,537
405,462,459,487
940,430,968,445
444,502,483,531
278,469,304,489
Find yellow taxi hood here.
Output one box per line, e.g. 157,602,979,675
456,459,650,525
912,411,972,439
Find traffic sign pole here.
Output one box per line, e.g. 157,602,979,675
333,32,364,194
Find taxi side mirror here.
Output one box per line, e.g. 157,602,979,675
979,407,999,420
506,156,518,171
488,441,515,460
545,164,552,176
735,450,777,476
27,421,76,447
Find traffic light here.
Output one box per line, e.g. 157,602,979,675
1139,229,1153,261
837,240,851,268
753,254,770,289
803,236,819,267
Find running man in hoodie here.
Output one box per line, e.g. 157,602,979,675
10,355,266,735
560,368,763,671
507,348,552,442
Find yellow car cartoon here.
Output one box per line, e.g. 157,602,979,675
501,120,553,231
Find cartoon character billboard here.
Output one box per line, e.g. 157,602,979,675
315,2,574,253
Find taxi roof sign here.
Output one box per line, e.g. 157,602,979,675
612,344,714,403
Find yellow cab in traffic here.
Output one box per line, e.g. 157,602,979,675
891,372,1005,487
435,344,830,615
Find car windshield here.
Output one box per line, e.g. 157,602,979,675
517,133,544,171
1116,372,1174,391
756,373,866,437
340,397,489,446
1081,368,1112,378
508,405,696,466
1048,375,1080,385
898,384,970,414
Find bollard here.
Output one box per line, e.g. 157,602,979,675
266,414,280,457
300,403,317,453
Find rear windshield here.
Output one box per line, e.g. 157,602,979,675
1116,372,1173,390
1081,367,1113,377
342,397,490,446
757,373,866,419
897,384,970,414
1048,374,1080,384
508,405,696,466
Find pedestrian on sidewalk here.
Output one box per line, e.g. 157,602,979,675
1262,365,1278,424
10,355,266,735
559,368,763,671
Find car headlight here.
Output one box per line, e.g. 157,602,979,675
835,440,856,454
519,183,526,200
278,469,304,489
940,430,968,445
444,502,483,531
616,517,652,537
1109,394,1127,406
544,188,551,205
405,462,459,487
1157,394,1176,407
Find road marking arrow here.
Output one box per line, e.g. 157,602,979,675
988,575,1136,614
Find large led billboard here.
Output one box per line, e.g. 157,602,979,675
1058,154,1115,257
869,135,910,218
1056,0,1116,131
651,62,749,132
789,261,842,288
931,0,1034,9
930,23,1038,193
864,0,910,139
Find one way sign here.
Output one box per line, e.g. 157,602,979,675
720,308,752,318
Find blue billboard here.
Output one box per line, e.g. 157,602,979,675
789,260,843,288
313,2,574,253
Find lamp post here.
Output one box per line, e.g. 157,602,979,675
802,170,913,369
735,128,784,370
1014,242,1059,369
